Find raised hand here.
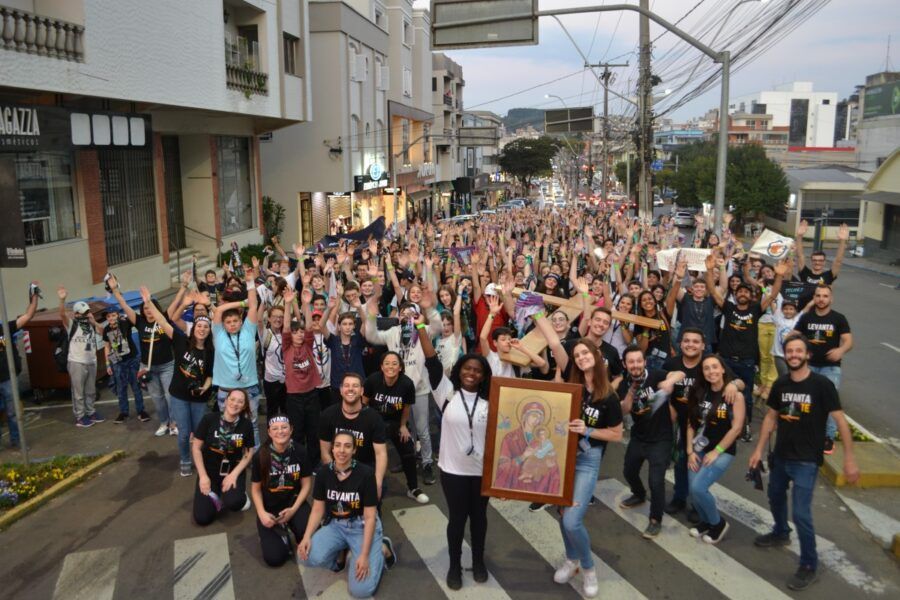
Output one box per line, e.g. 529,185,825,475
57,285,68,301
283,288,296,305
797,219,808,237
837,223,849,241
139,286,152,304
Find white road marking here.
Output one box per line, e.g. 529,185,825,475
297,552,369,600
880,342,900,354
595,479,791,600
663,471,888,594
173,533,234,600
878,283,896,288
836,492,900,550
490,498,647,599
393,504,512,599
53,547,119,600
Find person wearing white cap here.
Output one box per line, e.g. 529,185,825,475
58,287,104,428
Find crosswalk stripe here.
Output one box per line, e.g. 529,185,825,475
52,547,119,600
663,471,889,594
393,505,513,599
297,554,371,600
595,479,791,600
173,533,235,600
490,498,648,598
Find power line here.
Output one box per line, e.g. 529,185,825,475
464,69,588,110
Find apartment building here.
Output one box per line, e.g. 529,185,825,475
431,52,464,216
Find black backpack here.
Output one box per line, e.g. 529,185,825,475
50,322,77,373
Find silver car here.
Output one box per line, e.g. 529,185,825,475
673,211,695,228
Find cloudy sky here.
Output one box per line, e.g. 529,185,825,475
414,0,899,122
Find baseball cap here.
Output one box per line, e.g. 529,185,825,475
73,301,90,315
311,310,324,319
483,283,499,297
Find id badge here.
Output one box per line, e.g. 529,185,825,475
219,459,231,476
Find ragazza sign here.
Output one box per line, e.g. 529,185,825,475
0,104,70,152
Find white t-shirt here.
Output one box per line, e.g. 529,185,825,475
432,376,489,477
312,332,331,389
67,320,99,365
435,333,462,376
772,310,801,358
486,351,515,379
259,327,285,383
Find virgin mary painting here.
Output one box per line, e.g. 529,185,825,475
493,400,562,495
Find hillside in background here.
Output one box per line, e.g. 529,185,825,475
503,108,545,133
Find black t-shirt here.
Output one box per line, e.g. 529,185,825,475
616,369,672,443
580,389,623,449
798,267,836,286
198,281,224,305
600,341,623,379
794,310,850,367
102,318,139,365
663,355,700,434
718,301,762,360
0,321,21,382
313,461,378,521
689,389,736,456
636,316,672,360
364,372,416,422
251,441,313,513
169,329,215,402
136,315,174,365
194,412,253,478
767,372,840,465
557,338,621,382
318,405,387,466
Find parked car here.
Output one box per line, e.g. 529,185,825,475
673,211,695,228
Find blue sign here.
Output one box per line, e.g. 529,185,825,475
650,160,664,172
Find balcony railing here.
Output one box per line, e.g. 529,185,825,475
224,34,267,96
0,6,84,61
443,94,453,107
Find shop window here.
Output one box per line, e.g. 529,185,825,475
12,152,77,246
216,136,254,235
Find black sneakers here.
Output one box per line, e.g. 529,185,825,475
689,522,710,538
754,532,791,547
113,412,128,424
528,502,547,512
422,464,436,485
642,520,661,539
664,499,685,515
472,559,488,583
787,566,818,591
446,565,462,590
741,423,753,443
137,410,151,422
619,494,646,509
702,518,729,544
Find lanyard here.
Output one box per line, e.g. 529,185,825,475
268,328,284,367
459,391,479,455
270,441,294,489
227,330,243,381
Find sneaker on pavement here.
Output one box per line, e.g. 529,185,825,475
422,463,436,485
113,412,128,424
553,559,579,584
472,559,488,584
89,412,105,423
382,536,397,570
787,566,818,591
407,488,429,504
582,567,599,598
823,437,835,455
754,532,791,547
588,496,598,506
169,425,179,436
529,502,548,512
241,494,252,511
179,463,192,477
664,499,685,515
619,494,646,509
689,522,711,538
642,520,661,539
446,565,462,591
76,416,94,428
137,410,151,422
741,423,753,443
702,518,729,544
154,424,169,436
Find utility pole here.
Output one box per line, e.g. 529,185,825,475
638,0,652,219
585,61,629,202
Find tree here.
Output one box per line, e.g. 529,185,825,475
498,136,561,192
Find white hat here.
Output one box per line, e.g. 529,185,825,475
483,283,499,297
72,301,90,315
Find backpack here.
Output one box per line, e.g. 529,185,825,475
51,322,77,373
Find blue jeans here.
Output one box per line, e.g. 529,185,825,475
645,354,666,371
810,366,841,440
723,357,755,423
0,379,20,446
146,360,174,424
559,445,603,569
218,385,261,448
111,356,144,414
169,396,207,465
301,516,385,598
768,459,818,570
688,451,734,525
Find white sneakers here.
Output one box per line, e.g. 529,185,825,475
554,561,597,598
241,494,252,511
406,488,429,504
154,424,168,437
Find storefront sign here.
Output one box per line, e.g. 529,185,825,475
0,105,70,152
354,171,389,192
418,162,435,178
0,157,27,268
368,163,384,180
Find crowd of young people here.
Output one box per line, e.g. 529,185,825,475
36,204,862,596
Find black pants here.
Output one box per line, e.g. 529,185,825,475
440,470,488,569
385,420,418,490
623,437,671,522
263,380,287,417
316,386,332,411
192,469,247,526
256,502,312,567
287,390,320,465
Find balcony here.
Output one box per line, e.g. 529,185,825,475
443,93,453,107
0,6,84,62
224,34,267,96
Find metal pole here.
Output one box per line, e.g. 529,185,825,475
602,67,610,202
639,0,651,220
713,50,731,234
0,270,29,464
626,153,631,200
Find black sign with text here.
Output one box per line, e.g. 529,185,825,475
0,105,71,152
781,281,815,305
0,157,28,268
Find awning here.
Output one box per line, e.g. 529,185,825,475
860,190,900,207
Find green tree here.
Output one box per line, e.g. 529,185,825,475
498,136,561,191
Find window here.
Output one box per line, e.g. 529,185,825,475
10,152,77,246
283,33,300,76
822,99,831,105
403,67,413,98
432,77,436,92
374,6,387,31
789,98,810,146
216,136,254,235
423,123,431,163
401,120,411,165
402,20,412,46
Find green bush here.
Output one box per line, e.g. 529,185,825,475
218,243,268,268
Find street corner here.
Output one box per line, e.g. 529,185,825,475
821,442,900,488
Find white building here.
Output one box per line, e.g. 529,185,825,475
730,82,837,148
460,110,504,209
431,52,464,216
0,0,310,313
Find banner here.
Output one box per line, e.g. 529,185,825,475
656,248,711,272
750,229,793,260
781,281,816,305
450,245,477,265
311,216,388,251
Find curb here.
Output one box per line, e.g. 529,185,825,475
0,450,125,531
820,443,900,488
842,262,900,280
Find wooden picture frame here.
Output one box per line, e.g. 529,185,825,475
481,377,582,506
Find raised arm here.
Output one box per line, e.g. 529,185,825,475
794,219,808,273
57,285,69,329
665,259,687,317
245,268,258,324
167,271,192,320
139,286,174,339
533,311,566,374
832,223,849,278
479,295,501,355
704,254,725,308
107,275,137,324
16,286,39,329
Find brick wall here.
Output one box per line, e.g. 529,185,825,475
76,149,106,284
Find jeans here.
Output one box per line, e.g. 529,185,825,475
111,356,144,415
217,385,261,448
723,356,755,425
146,360,174,424
301,516,385,598
0,379,20,445
810,366,841,440
559,445,603,569
688,451,734,526
768,459,819,570
757,322,777,390
169,396,207,465
623,438,671,521
409,392,433,466
645,354,666,372
68,360,97,420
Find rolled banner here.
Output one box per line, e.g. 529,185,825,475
750,229,794,260
230,241,244,278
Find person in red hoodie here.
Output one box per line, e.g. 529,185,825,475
282,288,322,464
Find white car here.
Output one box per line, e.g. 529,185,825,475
673,211,695,228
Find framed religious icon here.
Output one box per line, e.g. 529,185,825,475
482,377,581,506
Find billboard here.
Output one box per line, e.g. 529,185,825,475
863,81,900,119
545,107,594,134
457,126,499,147
431,0,538,51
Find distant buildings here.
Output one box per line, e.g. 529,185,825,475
730,81,838,148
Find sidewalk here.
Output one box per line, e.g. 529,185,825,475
822,251,900,279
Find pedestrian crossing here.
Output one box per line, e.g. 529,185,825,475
45,475,892,600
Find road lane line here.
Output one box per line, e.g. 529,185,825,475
393,505,512,599
595,479,791,600
490,498,647,599
880,342,900,354
52,547,119,600
173,533,234,600
297,552,371,600
663,471,887,594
